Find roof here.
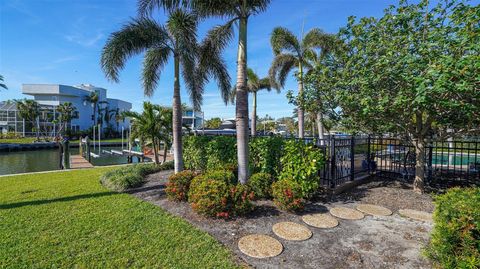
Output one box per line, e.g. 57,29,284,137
0,102,17,110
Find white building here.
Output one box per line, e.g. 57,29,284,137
0,84,132,136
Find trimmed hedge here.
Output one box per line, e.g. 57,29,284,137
425,187,480,269
100,161,174,192
183,135,289,177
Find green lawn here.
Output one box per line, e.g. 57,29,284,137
0,137,36,144
0,168,239,268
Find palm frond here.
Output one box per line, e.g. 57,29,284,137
138,0,186,17
142,46,171,97
302,28,336,57
101,18,170,82
269,53,297,88
190,0,239,18
246,0,271,15
0,75,7,90
270,27,301,56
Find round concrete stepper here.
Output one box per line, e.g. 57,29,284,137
238,234,283,259
398,209,433,222
356,204,393,216
302,213,339,229
329,207,365,220
272,222,312,241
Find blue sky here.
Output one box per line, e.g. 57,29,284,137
0,0,467,119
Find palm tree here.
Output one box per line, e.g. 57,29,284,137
15,99,40,141
141,0,271,183
0,75,7,90
57,102,77,136
231,68,279,136
269,27,334,138
102,6,230,173
123,102,172,164
83,92,99,127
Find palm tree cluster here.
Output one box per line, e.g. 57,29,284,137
123,102,172,164
101,0,336,184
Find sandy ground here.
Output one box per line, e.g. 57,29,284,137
128,171,434,269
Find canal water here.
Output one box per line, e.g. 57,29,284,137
0,146,146,176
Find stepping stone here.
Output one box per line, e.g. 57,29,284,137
272,222,312,241
302,213,339,228
329,207,365,220
238,234,283,258
398,209,433,222
356,204,393,216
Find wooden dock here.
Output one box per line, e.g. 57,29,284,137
71,155,94,169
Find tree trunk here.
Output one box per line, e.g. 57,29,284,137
316,112,325,145
35,118,40,141
413,137,426,193
236,12,249,184
297,64,304,138
152,137,159,164
162,141,168,163
251,91,257,137
172,56,184,173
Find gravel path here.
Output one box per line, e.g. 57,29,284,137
128,171,434,269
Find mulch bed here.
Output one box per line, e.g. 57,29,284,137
128,171,434,269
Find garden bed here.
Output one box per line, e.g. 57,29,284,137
130,171,434,269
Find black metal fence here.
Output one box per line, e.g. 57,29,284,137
308,136,480,188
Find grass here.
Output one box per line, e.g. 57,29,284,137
0,168,239,268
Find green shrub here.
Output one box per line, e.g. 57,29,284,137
424,187,480,269
205,136,236,170
272,179,305,212
229,184,255,216
184,136,211,171
189,170,254,218
250,136,285,177
165,170,197,201
100,162,173,192
279,140,324,198
189,170,236,199
248,172,274,199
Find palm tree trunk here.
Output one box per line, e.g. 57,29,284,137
316,112,325,145
251,91,257,137
236,11,249,184
162,141,168,163
297,64,305,138
172,56,184,173
152,137,159,164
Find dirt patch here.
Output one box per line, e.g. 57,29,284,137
129,172,433,269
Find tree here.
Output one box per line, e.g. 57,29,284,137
269,27,334,139
335,0,480,193
56,102,77,136
101,5,230,173
15,99,40,141
83,92,99,127
123,102,172,164
148,0,271,184
204,117,222,129
0,75,7,90
231,68,279,136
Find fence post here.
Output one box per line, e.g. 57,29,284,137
350,136,355,181
427,142,433,182
330,135,336,188
367,135,371,174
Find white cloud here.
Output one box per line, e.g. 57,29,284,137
64,32,104,47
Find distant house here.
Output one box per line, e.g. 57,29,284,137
0,84,132,136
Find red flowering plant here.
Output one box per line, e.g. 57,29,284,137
165,170,197,201
188,171,254,218
272,179,305,212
